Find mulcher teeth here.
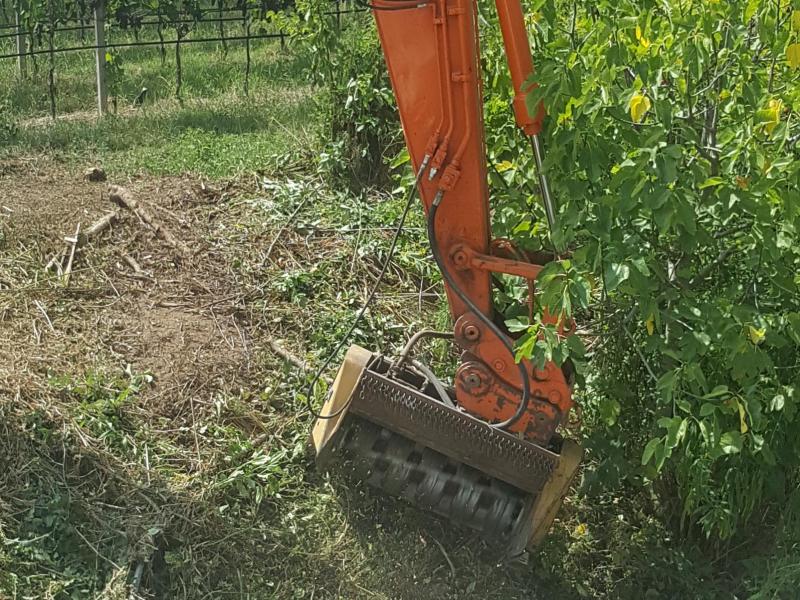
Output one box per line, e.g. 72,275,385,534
339,416,533,546
311,346,582,554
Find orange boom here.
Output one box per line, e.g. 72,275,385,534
311,0,581,554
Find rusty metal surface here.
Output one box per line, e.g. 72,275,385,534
346,358,559,495
455,359,560,446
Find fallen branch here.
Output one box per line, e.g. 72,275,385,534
44,211,118,275
122,253,144,274
108,185,192,258
121,253,152,281
268,340,332,385
82,211,118,242
62,222,81,286
269,340,309,372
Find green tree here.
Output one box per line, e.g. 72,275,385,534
500,0,800,540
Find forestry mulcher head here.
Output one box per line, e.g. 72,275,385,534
311,345,582,555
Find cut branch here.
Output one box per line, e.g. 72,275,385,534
108,185,192,257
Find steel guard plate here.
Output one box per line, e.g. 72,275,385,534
341,357,559,495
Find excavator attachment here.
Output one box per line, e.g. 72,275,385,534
310,0,584,551
312,346,582,554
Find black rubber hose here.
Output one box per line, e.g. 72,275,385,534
304,159,429,420
426,191,531,430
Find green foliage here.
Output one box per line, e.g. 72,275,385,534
214,433,306,508
50,368,153,451
488,0,800,541
292,1,402,187
0,102,18,143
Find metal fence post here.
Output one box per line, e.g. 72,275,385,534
94,0,108,115
15,3,27,78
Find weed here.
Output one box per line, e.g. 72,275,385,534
50,368,153,453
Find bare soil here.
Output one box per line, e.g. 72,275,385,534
0,157,260,413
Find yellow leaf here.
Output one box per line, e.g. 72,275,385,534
629,93,651,124
645,314,655,336
792,10,800,31
788,43,800,70
737,400,749,434
572,523,588,537
495,160,514,173
635,25,651,49
760,99,782,134
735,176,749,190
748,325,766,345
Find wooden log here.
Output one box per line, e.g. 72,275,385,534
108,185,192,257
81,211,118,244
44,211,118,273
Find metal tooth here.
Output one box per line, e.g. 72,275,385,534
339,417,531,545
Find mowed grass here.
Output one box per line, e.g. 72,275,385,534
1,22,797,600
0,25,315,177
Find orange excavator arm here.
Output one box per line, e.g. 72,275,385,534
312,0,582,555
373,0,571,443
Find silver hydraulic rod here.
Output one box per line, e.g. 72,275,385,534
530,134,563,253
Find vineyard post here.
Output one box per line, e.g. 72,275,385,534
243,11,250,96
46,0,55,119
218,0,227,55
15,1,26,77
93,0,108,115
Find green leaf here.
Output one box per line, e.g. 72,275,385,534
505,318,530,333
744,0,759,22
656,369,679,401
703,386,729,399
389,148,410,169
600,398,622,426
700,402,717,417
642,437,661,465
720,431,743,455
699,177,724,190
604,262,630,292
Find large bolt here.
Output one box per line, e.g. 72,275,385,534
463,324,480,341
464,373,482,388
452,249,468,268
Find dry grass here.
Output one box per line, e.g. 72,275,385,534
0,157,517,599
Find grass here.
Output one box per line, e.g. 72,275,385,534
0,19,798,600
0,25,316,177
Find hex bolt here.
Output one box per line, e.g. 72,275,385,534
463,324,480,341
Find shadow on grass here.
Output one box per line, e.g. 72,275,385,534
1,86,317,178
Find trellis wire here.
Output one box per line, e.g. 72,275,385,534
2,0,365,117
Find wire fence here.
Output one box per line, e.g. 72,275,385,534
1,0,366,118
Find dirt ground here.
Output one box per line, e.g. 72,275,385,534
0,158,258,403
0,158,565,599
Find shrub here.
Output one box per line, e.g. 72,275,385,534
292,1,402,188
506,0,800,540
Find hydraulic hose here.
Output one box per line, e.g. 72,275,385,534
305,157,429,420
426,191,531,430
